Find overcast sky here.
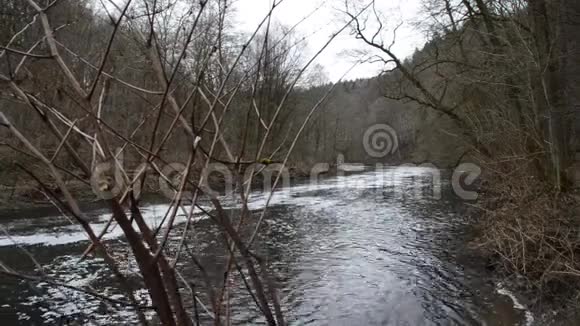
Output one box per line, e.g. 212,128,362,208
233,0,426,82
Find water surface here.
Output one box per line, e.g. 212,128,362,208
0,167,531,325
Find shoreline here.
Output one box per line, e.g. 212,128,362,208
458,205,580,325
0,167,371,215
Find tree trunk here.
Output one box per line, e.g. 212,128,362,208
530,0,572,189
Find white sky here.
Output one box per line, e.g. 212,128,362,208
233,0,426,82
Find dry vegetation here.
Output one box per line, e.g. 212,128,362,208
478,164,580,286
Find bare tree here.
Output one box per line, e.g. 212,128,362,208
0,1,370,325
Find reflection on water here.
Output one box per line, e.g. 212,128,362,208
0,167,528,325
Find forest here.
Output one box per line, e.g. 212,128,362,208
0,0,579,325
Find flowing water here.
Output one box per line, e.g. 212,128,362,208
0,167,533,325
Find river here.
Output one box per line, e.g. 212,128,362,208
0,166,533,325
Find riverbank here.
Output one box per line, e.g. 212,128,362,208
0,163,370,212
462,178,580,325
459,226,580,326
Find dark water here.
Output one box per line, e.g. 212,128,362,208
0,167,533,325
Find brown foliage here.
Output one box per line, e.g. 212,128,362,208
476,159,580,287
